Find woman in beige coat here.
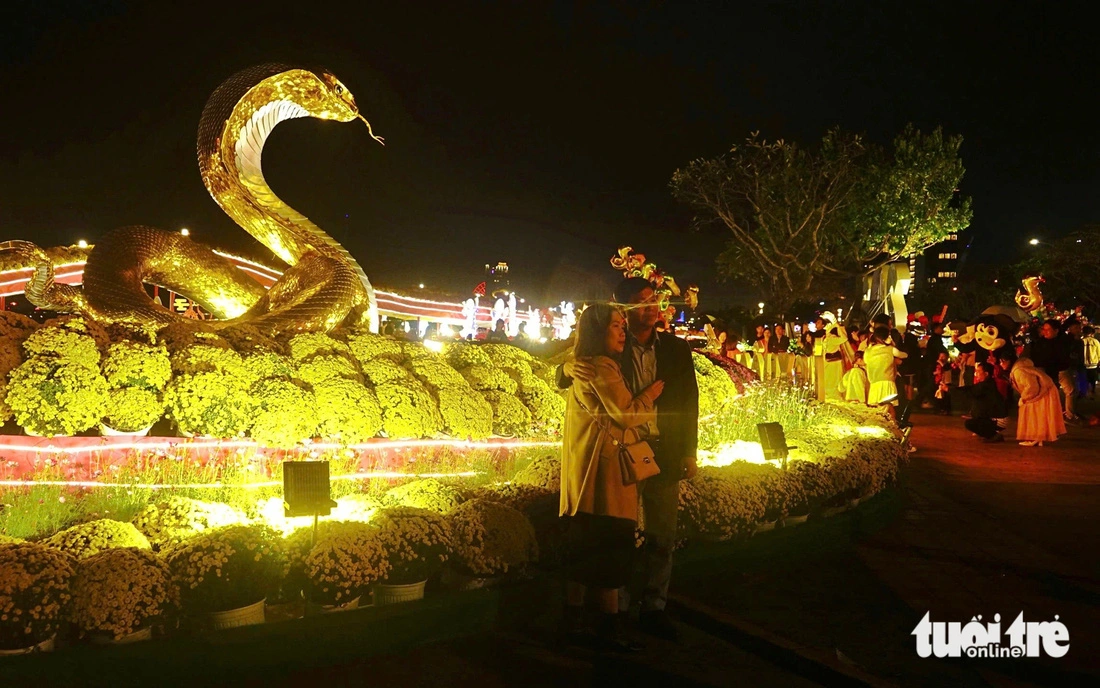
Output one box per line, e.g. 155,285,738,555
1006,356,1067,446
560,302,663,651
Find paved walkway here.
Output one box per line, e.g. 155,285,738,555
673,406,1100,687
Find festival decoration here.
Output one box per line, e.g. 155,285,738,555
1015,275,1045,316
2,64,385,336
609,246,698,325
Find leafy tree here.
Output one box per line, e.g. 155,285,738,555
1015,225,1100,309
672,125,972,312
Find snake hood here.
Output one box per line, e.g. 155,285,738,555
11,64,384,336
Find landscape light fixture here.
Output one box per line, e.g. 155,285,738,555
77,239,88,248
1029,238,1039,245
419,283,425,289
757,422,795,470
181,228,190,236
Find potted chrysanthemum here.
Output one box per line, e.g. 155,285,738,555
71,547,178,643
0,543,75,654
304,523,390,611
370,507,453,605
445,498,538,589
163,524,287,630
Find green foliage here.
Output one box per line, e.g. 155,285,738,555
1015,224,1100,310
6,356,109,436
462,364,518,394
242,351,296,382
103,387,164,432
312,378,384,443
346,331,404,364
163,524,287,613
371,507,453,585
22,325,102,366
516,377,566,434
169,343,249,379
436,387,494,439
132,496,247,551
0,543,75,649
448,498,538,576
44,519,151,560
295,354,363,385
678,473,767,541
163,370,254,437
374,382,442,438
288,333,352,362
383,479,465,514
511,453,561,493
409,356,468,391
482,390,533,436
848,125,973,260
0,311,40,343
693,351,739,424
445,341,492,369
361,358,414,386
672,126,971,309
102,341,172,390
249,378,319,448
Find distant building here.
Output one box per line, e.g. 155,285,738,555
485,261,510,294
908,230,972,292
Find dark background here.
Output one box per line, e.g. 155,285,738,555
2,1,1097,309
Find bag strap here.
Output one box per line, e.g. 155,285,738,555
572,387,629,448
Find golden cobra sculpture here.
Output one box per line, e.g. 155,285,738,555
4,64,384,336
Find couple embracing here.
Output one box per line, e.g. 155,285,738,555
557,276,700,652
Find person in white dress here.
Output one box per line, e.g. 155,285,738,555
865,325,908,423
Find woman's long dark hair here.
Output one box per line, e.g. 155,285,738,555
573,302,620,358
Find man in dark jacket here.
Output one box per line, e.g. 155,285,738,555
559,277,699,640
963,362,1009,442
1027,319,1076,420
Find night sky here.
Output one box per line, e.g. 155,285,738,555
2,1,1098,310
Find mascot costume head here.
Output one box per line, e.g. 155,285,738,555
959,312,1017,363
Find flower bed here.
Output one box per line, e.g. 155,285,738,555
0,362,908,653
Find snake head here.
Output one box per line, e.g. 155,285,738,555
304,70,384,145
308,71,360,122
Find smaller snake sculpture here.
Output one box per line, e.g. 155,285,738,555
5,64,384,336
1015,275,1045,315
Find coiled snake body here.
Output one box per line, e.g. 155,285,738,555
6,64,383,335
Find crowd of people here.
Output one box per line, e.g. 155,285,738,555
551,287,1094,653
709,309,1097,447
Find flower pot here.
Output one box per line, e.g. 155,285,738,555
753,519,779,535
99,423,154,437
373,580,426,606
91,626,152,645
265,599,304,623
206,598,265,630
318,595,362,614
781,513,809,527
0,636,55,656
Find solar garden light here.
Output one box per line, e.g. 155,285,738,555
757,422,795,470
283,460,337,548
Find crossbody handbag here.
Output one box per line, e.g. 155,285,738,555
573,389,660,486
